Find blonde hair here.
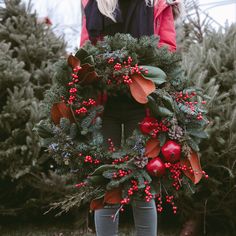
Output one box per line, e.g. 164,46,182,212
96,0,158,22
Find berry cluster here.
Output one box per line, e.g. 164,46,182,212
75,107,87,115
112,169,132,179
151,122,169,138
108,138,116,152
174,91,207,121
165,162,183,190
120,197,130,205
82,98,96,106
156,194,178,214
84,155,100,164
166,195,178,214
107,56,148,85
144,183,153,202
112,155,129,164
127,180,139,196
139,117,169,138
74,98,97,115
165,162,209,191
66,66,82,104
156,194,163,212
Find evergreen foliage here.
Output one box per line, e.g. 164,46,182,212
180,24,236,234
36,32,209,219
0,0,67,219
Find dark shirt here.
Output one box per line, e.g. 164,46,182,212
84,0,154,42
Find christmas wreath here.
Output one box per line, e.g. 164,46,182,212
36,34,209,214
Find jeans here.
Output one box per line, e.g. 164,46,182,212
95,200,157,236
95,95,158,236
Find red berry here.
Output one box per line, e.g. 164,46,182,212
139,117,158,134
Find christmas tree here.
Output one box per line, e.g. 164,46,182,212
180,22,236,234
0,0,69,221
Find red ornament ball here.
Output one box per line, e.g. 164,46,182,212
146,157,166,177
161,140,181,163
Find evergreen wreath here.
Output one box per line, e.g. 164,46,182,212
36,34,209,214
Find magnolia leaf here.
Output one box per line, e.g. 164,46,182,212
106,181,121,190
75,48,89,61
158,132,167,146
103,170,116,179
77,64,99,86
188,130,209,139
104,187,122,203
83,55,94,65
187,139,200,152
68,54,80,68
156,106,173,117
87,175,106,185
90,198,104,210
180,151,203,184
147,95,158,113
51,102,75,125
145,138,160,158
91,164,114,176
162,95,175,111
141,66,167,85
129,74,156,104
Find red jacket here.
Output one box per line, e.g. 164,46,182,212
80,0,179,51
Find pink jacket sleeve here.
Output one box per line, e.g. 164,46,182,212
154,1,177,52
80,0,89,47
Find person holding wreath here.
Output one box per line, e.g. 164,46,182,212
79,1,181,235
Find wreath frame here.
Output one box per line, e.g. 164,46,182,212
36,34,209,213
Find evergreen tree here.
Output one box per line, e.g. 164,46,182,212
0,0,69,220
180,24,236,234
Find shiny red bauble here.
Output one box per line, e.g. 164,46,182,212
146,157,166,177
161,140,181,163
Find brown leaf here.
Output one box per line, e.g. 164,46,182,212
76,63,99,86
51,102,75,125
129,74,155,104
67,54,80,68
79,71,99,86
145,138,161,158
90,198,104,210
104,187,122,204
180,151,203,184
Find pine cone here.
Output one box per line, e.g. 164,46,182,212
134,156,148,168
168,125,184,141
